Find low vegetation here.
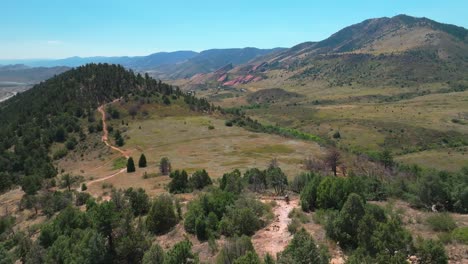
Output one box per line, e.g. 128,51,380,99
1,62,467,263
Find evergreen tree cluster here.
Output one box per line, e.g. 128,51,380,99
168,169,213,193
0,63,212,194
3,187,188,264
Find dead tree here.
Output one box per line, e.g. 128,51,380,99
324,148,341,176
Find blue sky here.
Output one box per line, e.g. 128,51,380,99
1,0,467,59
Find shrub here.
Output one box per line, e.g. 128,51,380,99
291,172,315,193
417,173,451,210
277,228,329,264
316,176,348,210
65,137,78,150
219,196,269,237
287,218,300,234
168,170,189,193
162,95,171,105
220,169,243,195
125,187,150,216
208,236,218,254
114,130,125,146
216,235,255,264
233,251,261,264
146,194,178,234
75,192,91,206
264,253,275,264
288,208,310,223
452,227,468,244
189,169,212,190
0,216,15,236
265,167,288,195
0,244,13,264
426,213,457,232
300,175,322,211
371,216,413,258
416,239,448,264
326,193,365,249
102,182,113,189
184,189,235,237
165,240,198,264
53,148,68,160
142,244,165,264
332,131,341,139
243,168,266,192
220,207,261,237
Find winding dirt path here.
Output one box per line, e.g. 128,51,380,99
252,198,299,259
80,101,130,190
97,104,130,159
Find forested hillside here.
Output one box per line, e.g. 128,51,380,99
0,64,211,194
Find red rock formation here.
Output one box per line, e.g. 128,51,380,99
242,74,255,83
223,76,243,86
217,74,228,82
252,62,268,72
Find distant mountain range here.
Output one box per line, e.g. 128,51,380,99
1,14,467,90
0,48,284,80
0,64,70,83
178,14,468,89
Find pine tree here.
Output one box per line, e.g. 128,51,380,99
127,157,136,173
138,154,147,168
168,170,189,193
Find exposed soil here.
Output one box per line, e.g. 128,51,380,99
79,101,131,193
252,198,298,258
97,103,131,159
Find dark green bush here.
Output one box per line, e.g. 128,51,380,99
146,195,178,235
277,228,329,264
416,239,448,264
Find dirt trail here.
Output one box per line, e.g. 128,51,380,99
80,101,130,190
97,104,130,159
252,198,299,259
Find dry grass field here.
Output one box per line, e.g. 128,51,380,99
202,77,468,172
57,102,324,198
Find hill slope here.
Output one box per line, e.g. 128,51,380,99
0,63,210,194
179,14,468,89
189,15,468,172
145,47,285,79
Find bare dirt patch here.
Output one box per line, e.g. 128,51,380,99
252,198,298,258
